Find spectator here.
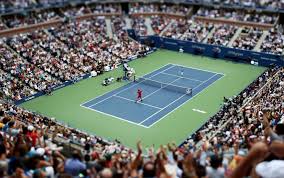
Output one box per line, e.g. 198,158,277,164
64,151,86,176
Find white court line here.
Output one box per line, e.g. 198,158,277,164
139,70,220,125
160,72,203,82
141,73,221,126
80,64,175,128
191,73,218,90
139,74,216,125
86,65,176,108
80,105,150,128
82,63,225,128
80,63,175,106
114,95,162,110
192,108,207,114
139,93,188,125
142,77,182,101
168,63,225,76
146,74,225,128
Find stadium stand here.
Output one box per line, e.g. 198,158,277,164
232,27,263,50
206,24,238,46
0,1,283,177
196,7,278,24
162,18,191,39
260,26,284,55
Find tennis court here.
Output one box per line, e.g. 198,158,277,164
20,50,266,148
81,64,224,128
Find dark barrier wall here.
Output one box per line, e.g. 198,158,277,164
138,35,284,67
126,29,137,40
14,73,92,105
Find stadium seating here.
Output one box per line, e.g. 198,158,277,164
0,1,283,177
260,26,284,55
196,7,278,24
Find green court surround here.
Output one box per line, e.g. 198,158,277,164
20,50,266,149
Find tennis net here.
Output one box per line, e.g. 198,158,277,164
133,76,192,95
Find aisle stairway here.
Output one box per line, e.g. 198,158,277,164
160,19,175,36
228,27,243,47
254,30,269,52
105,18,113,38
145,17,155,35
125,16,132,29
203,26,216,43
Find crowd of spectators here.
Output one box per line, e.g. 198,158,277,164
0,2,282,56
127,5,282,54
61,5,90,17
131,15,176,37
0,12,151,103
129,3,190,15
161,19,213,43
0,3,121,29
179,66,284,178
196,7,245,21
0,0,36,12
90,3,121,14
33,29,95,74
37,0,69,6
0,65,283,177
111,16,127,38
132,16,148,36
179,21,214,43
0,0,284,16
2,9,61,28
130,3,159,14
232,27,262,50
7,33,83,81
162,18,191,39
245,13,277,24
0,21,7,30
0,2,282,178
131,10,280,54
207,24,238,46
196,7,278,24
0,69,34,101
188,0,284,10
260,27,284,55
42,17,107,73
0,42,59,95
50,17,146,72
222,0,284,9
150,15,171,35
0,16,147,101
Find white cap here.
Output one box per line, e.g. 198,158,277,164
36,148,45,156
28,125,34,131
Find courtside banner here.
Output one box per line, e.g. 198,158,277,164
14,73,91,105
138,35,284,67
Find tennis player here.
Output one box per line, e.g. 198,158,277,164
136,89,143,103
180,69,184,77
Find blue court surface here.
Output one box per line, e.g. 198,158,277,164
81,64,224,128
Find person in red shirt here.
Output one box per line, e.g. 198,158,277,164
136,89,143,103
27,126,38,147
